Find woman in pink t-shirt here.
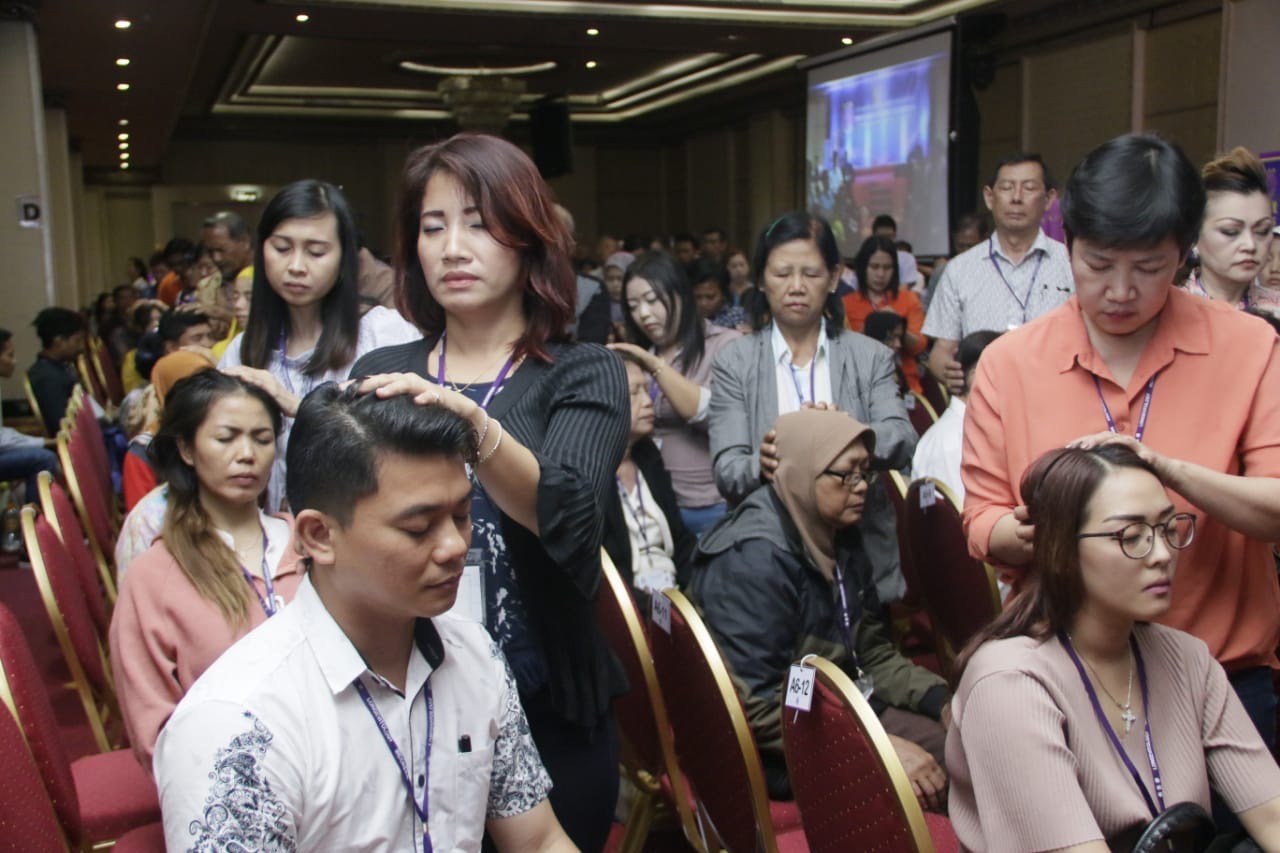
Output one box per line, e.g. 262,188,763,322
109,369,305,769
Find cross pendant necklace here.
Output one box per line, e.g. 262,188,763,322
1077,643,1137,734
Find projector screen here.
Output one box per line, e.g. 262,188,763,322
805,29,953,259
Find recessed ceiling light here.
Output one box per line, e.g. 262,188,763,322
120,152,130,160
116,83,130,91
841,36,853,45
585,60,598,69
586,28,599,36
295,13,310,23
114,19,131,29
116,58,130,67
118,119,129,126
119,142,129,150
121,162,130,170
118,132,129,140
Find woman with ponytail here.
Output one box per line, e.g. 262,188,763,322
109,369,304,769
946,445,1280,851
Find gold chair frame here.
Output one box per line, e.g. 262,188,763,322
908,390,940,424
37,471,112,634
55,433,117,604
22,506,117,753
599,553,702,853
24,373,50,438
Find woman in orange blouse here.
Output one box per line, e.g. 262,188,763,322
843,235,926,393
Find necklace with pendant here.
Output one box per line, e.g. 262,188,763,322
1079,647,1137,733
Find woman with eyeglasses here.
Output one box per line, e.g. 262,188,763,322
947,445,1280,851
688,408,951,811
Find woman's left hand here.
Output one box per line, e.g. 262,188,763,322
1067,431,1173,478
607,342,662,374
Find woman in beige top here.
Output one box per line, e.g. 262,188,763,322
946,445,1280,851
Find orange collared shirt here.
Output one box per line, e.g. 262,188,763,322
962,287,1280,671
843,287,926,393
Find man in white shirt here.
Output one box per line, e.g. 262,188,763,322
155,385,573,852
911,330,1001,501
923,154,1074,392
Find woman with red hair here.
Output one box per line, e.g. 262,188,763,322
351,133,629,850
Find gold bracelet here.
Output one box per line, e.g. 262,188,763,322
478,420,504,465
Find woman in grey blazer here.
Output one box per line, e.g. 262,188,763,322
708,211,917,601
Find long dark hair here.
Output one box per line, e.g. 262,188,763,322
951,445,1161,684
749,211,845,338
150,369,283,625
239,179,362,375
853,235,900,300
393,133,575,363
622,251,706,374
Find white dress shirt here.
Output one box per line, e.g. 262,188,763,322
911,396,966,501
770,322,833,414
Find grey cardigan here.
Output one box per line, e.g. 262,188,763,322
708,324,916,601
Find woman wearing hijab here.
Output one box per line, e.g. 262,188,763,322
687,408,950,810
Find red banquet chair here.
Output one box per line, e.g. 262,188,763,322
37,472,110,639
884,470,937,664
902,478,1001,672
57,428,117,603
919,369,950,419
0,603,160,847
904,391,939,439
595,552,700,853
0,697,67,852
90,338,125,408
649,588,806,853
22,506,120,752
781,656,958,853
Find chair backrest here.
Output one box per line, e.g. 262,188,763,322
37,472,110,637
76,354,108,408
903,478,1000,664
90,339,124,408
0,698,68,852
905,392,939,438
650,588,779,853
22,506,115,752
24,373,50,438
70,391,113,511
782,656,934,853
0,603,83,843
919,370,949,418
885,470,923,604
595,553,699,846
56,432,117,602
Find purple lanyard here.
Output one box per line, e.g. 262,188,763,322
436,331,515,411
789,358,817,407
831,563,863,672
1059,631,1166,819
989,236,1045,324
239,531,278,618
353,677,435,853
1092,373,1158,442
616,474,648,527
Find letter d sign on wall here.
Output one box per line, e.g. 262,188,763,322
16,196,42,229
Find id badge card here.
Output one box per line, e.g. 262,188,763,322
447,548,487,624
855,668,875,700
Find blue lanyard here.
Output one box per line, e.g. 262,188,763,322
831,563,862,672
789,357,817,407
436,331,516,411
239,531,278,617
989,236,1045,324
1092,373,1158,443
353,678,435,852
1059,631,1166,818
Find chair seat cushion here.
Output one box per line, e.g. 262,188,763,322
71,749,161,841
925,811,959,853
112,821,165,852
769,799,803,833
776,826,810,852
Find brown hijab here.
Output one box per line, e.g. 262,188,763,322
771,408,875,582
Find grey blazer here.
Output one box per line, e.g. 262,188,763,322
708,326,916,601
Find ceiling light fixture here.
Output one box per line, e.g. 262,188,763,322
116,58,130,67
296,13,310,22
585,60,598,69
586,28,599,36
118,132,129,140
114,19,131,29
120,152,130,160
118,119,129,126
119,142,129,150
400,60,556,77
841,36,853,45
121,162,130,170
116,83,130,91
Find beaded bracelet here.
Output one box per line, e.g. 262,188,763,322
475,410,491,449
479,421,504,465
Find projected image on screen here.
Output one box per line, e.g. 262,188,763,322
806,31,952,258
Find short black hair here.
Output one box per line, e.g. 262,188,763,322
871,214,898,234
163,237,195,261
202,211,251,241
32,307,84,349
701,227,726,241
157,310,210,344
673,232,697,247
1060,134,1203,256
0,328,11,348
862,310,905,344
134,330,166,381
287,384,479,526
988,152,1056,192
957,330,1002,385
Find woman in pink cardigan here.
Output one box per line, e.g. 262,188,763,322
109,369,305,769
946,445,1280,851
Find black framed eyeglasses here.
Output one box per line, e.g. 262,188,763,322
821,468,875,490
1076,513,1196,560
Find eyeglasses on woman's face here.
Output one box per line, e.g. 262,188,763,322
821,468,875,490
1076,512,1196,560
